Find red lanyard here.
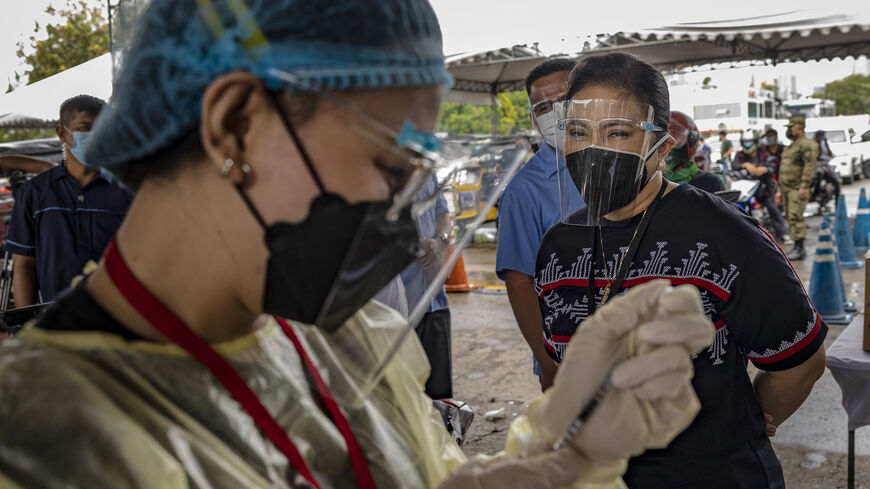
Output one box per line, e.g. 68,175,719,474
103,239,377,489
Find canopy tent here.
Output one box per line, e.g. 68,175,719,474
444,10,870,107
445,45,547,106
579,11,870,71
0,54,113,129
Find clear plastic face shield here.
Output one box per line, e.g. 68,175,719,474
149,0,533,406
319,132,531,404
529,82,568,148
268,69,533,401
554,99,669,227
214,68,533,405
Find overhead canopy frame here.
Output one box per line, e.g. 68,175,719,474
579,11,870,71
445,45,548,106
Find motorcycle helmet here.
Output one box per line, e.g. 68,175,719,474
668,111,700,160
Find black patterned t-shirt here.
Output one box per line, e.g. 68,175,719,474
534,183,826,486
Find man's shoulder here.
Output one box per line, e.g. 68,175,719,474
504,148,555,191
22,164,63,186
15,165,64,199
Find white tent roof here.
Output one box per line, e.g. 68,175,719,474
446,45,547,105
445,10,870,106
580,10,870,70
0,54,112,128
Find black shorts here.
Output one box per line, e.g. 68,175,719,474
623,433,785,489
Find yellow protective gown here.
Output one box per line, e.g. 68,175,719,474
0,300,466,489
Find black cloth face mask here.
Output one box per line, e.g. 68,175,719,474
235,93,420,332
566,146,649,217
565,137,668,219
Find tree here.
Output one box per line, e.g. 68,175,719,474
0,2,108,143
438,90,534,136
495,93,518,135
813,75,870,116
14,1,109,85
760,82,778,99
437,103,490,135
0,128,56,144
502,90,533,133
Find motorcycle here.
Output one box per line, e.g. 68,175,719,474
810,160,841,214
719,168,778,234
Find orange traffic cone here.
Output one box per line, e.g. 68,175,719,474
444,216,477,292
445,253,477,292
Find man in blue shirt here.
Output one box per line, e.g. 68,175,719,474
496,58,575,391
401,173,453,399
7,95,132,306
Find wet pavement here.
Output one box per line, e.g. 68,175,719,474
447,179,870,487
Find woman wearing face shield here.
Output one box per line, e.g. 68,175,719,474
537,53,828,488
0,3,716,489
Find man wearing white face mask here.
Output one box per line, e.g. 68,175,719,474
7,95,132,306
496,58,577,391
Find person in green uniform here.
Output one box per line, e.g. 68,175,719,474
719,130,733,168
776,117,819,260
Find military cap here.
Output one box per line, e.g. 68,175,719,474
786,116,806,127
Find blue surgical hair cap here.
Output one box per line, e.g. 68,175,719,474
86,0,453,175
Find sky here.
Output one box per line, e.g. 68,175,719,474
0,0,108,87
0,0,866,95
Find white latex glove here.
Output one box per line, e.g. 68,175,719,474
523,280,714,462
436,446,623,489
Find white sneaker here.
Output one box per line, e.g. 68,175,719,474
783,234,794,247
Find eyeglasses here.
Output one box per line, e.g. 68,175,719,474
529,94,566,118
559,117,663,149
267,67,452,221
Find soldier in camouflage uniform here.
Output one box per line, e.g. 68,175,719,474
776,116,819,260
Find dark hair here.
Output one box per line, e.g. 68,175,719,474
59,94,105,126
566,53,669,133
765,128,778,137
718,130,727,137
525,57,576,95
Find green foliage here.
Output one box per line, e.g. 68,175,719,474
438,90,533,136
761,82,778,98
502,90,533,133
14,1,109,85
438,102,490,135
813,75,870,116
0,128,56,143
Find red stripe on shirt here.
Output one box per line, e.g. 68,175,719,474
748,314,823,364
540,275,731,302
550,334,574,342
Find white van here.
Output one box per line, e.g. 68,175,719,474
851,125,870,178
803,116,870,184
